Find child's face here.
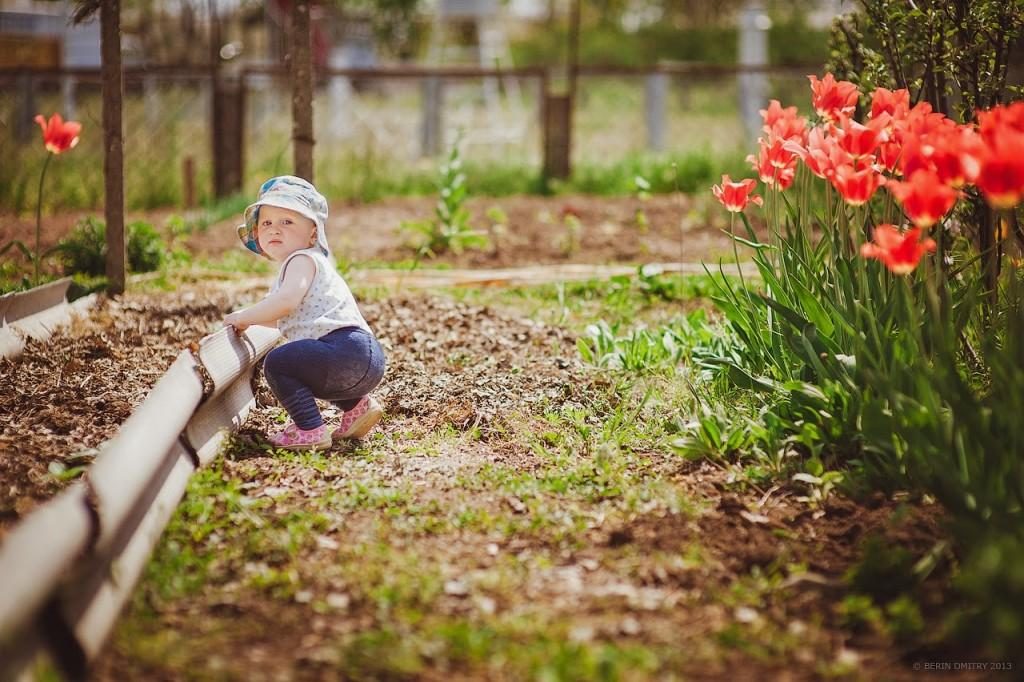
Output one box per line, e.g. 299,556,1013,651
255,205,317,261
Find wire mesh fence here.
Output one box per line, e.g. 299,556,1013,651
0,65,817,213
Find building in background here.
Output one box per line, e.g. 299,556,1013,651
0,0,100,69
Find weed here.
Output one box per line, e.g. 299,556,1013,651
400,134,490,258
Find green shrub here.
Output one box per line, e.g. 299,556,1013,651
126,220,166,272
57,217,167,276
56,217,106,276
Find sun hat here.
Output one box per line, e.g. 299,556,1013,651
237,175,330,257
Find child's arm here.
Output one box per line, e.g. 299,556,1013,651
224,255,316,332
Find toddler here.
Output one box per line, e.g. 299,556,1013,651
224,176,385,450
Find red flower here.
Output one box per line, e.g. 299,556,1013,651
978,101,1024,143
900,124,978,187
712,174,763,213
760,99,807,142
860,224,936,275
870,87,910,121
974,128,1024,209
877,139,903,173
34,113,81,154
747,147,797,190
887,170,958,229
836,116,887,160
830,164,884,206
808,74,859,123
784,126,845,180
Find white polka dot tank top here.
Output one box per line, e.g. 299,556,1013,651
272,248,371,341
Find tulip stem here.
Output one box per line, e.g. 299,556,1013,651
34,153,53,286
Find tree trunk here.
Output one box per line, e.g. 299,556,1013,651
290,0,314,182
101,0,125,295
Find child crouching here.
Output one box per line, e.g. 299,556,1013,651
224,175,385,450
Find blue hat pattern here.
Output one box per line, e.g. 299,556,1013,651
238,176,330,257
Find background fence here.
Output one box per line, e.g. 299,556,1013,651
0,64,815,212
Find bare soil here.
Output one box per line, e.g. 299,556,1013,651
1,194,739,275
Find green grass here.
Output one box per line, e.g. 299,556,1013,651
451,271,729,333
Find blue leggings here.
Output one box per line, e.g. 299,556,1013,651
262,327,386,430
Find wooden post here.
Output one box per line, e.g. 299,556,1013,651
542,93,571,180
101,0,126,295
212,77,245,197
16,73,34,144
291,0,314,182
183,156,196,209
541,0,579,180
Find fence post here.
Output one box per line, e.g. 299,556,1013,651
645,71,667,153
183,156,196,209
421,76,444,157
542,92,571,180
738,0,770,144
62,75,77,121
212,75,245,197
15,73,35,143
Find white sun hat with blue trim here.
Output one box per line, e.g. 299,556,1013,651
237,175,330,258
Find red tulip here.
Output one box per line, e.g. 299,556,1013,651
860,224,936,275
808,74,859,123
830,163,884,206
978,101,1024,143
712,174,763,213
784,126,845,180
836,116,887,159
760,99,807,142
870,87,910,121
877,139,903,174
887,170,959,229
747,148,797,190
900,124,978,188
974,129,1024,209
34,113,81,154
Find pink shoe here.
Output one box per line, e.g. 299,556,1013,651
333,396,383,440
268,422,332,451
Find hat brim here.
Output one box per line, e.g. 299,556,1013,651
238,196,324,257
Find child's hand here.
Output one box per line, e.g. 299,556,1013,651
224,311,249,333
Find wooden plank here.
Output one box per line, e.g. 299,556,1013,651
61,443,196,661
87,352,204,554
0,35,61,70
0,293,97,361
0,292,13,323
2,278,71,325
0,484,94,663
0,328,24,359
195,326,281,400
186,368,258,467
354,262,758,289
0,310,279,677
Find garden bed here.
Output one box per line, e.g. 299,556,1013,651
0,195,996,678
